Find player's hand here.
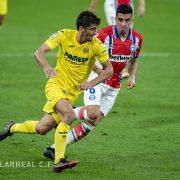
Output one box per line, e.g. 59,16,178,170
127,75,136,90
78,80,91,91
43,65,56,79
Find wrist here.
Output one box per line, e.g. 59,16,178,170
43,63,50,69
130,74,135,79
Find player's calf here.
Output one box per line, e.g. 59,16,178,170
35,124,50,135
36,114,57,135
44,121,95,160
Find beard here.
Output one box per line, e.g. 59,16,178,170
120,29,126,34
87,35,93,41
120,28,128,37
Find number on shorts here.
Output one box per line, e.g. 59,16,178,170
89,88,95,94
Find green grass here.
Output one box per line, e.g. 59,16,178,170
0,0,180,179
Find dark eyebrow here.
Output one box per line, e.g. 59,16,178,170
118,17,130,21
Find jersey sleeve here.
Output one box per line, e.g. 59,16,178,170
97,31,105,43
97,26,109,43
45,29,66,50
94,38,109,63
132,34,143,59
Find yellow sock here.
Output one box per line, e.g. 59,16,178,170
10,121,39,134
54,122,70,164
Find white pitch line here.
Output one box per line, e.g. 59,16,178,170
0,52,180,58
141,52,170,57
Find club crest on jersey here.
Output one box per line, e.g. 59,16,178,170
131,44,137,52
83,47,89,54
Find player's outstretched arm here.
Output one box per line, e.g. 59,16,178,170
34,43,56,79
127,59,138,90
92,64,102,74
138,0,146,17
88,0,99,14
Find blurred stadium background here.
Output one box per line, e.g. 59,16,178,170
0,0,179,179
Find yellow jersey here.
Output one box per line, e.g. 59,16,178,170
0,0,7,15
45,29,109,96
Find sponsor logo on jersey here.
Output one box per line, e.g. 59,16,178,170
64,52,89,63
109,54,131,62
50,31,61,39
131,44,136,52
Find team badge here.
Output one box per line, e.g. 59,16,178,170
130,44,136,52
83,47,89,54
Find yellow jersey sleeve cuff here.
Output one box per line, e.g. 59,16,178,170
98,54,109,64
45,40,54,50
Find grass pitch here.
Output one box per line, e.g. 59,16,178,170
0,0,179,179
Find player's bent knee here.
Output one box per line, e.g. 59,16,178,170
85,113,99,126
67,111,74,119
88,111,99,120
65,112,74,125
89,112,104,126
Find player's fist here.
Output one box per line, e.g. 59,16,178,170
127,75,136,90
78,80,91,91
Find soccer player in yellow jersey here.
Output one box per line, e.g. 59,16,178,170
0,0,7,26
0,11,113,173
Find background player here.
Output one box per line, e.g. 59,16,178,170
44,4,143,160
89,0,145,78
0,0,7,27
0,11,113,173
89,0,146,25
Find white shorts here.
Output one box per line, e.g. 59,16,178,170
84,82,119,116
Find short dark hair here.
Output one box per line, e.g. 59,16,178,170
116,4,133,15
76,11,101,30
